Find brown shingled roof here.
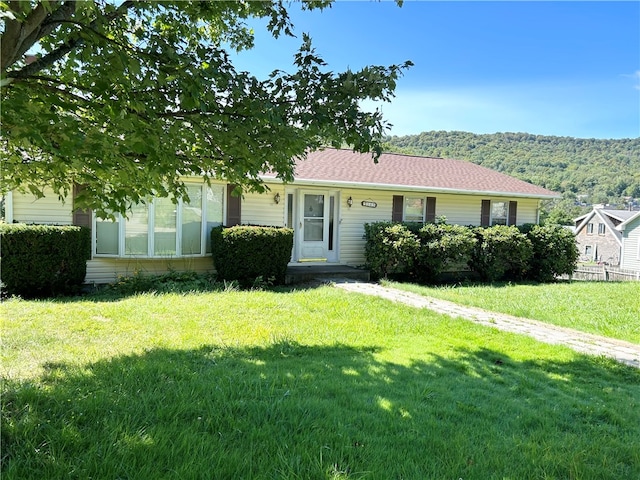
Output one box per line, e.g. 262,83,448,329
264,148,559,198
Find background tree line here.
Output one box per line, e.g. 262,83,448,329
384,131,640,224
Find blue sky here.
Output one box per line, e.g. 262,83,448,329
231,1,640,139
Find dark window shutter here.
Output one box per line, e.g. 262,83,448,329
425,197,436,223
72,184,92,228
226,184,241,226
508,201,518,226
392,195,404,222
481,199,491,227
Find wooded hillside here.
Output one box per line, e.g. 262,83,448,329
384,131,640,222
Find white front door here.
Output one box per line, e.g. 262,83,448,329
296,190,339,262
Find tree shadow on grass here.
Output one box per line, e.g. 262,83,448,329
2,342,639,479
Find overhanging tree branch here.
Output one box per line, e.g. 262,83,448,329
4,1,136,81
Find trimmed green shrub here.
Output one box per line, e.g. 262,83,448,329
469,226,533,282
364,221,576,285
415,223,477,283
211,225,293,286
523,224,579,282
0,223,91,298
364,222,420,279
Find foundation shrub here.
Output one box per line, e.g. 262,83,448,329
469,226,533,282
520,223,579,281
415,223,477,283
364,222,420,279
211,225,293,286
0,223,91,298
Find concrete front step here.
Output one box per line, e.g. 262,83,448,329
285,264,370,285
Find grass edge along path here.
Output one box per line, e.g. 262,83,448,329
384,280,640,344
2,287,640,479
335,281,640,369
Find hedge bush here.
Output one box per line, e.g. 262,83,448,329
364,222,420,279
522,224,579,282
211,225,293,286
415,223,477,283
0,224,91,298
364,221,577,284
468,226,533,282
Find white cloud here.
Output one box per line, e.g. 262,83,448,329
619,71,640,90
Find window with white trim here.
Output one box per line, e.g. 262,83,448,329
491,201,508,225
94,184,224,257
404,197,425,223
393,196,436,223
481,200,517,227
586,223,594,234
598,223,606,235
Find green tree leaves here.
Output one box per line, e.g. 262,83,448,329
1,1,411,216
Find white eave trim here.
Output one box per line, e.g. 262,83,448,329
616,211,640,231
260,176,560,200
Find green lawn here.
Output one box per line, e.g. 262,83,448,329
2,285,639,479
386,280,640,344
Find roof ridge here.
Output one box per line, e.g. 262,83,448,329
324,146,459,162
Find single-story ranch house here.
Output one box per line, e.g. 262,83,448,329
4,148,559,284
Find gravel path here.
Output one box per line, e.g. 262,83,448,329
332,280,640,369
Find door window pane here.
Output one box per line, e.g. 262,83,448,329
304,219,324,241
182,185,203,255
328,196,335,251
304,194,324,218
303,194,324,241
125,203,149,255
96,218,119,255
286,194,294,228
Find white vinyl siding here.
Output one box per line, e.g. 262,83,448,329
10,188,73,225
85,257,215,285
240,187,286,227
619,216,640,271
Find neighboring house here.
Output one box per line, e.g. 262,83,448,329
5,148,559,284
574,207,639,265
616,210,640,272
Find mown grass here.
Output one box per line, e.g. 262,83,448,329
386,280,640,344
2,286,639,479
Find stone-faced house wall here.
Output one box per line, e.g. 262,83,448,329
574,212,622,264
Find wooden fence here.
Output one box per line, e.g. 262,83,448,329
566,265,640,282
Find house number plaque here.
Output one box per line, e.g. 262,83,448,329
361,201,377,208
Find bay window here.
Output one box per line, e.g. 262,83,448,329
94,184,224,257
